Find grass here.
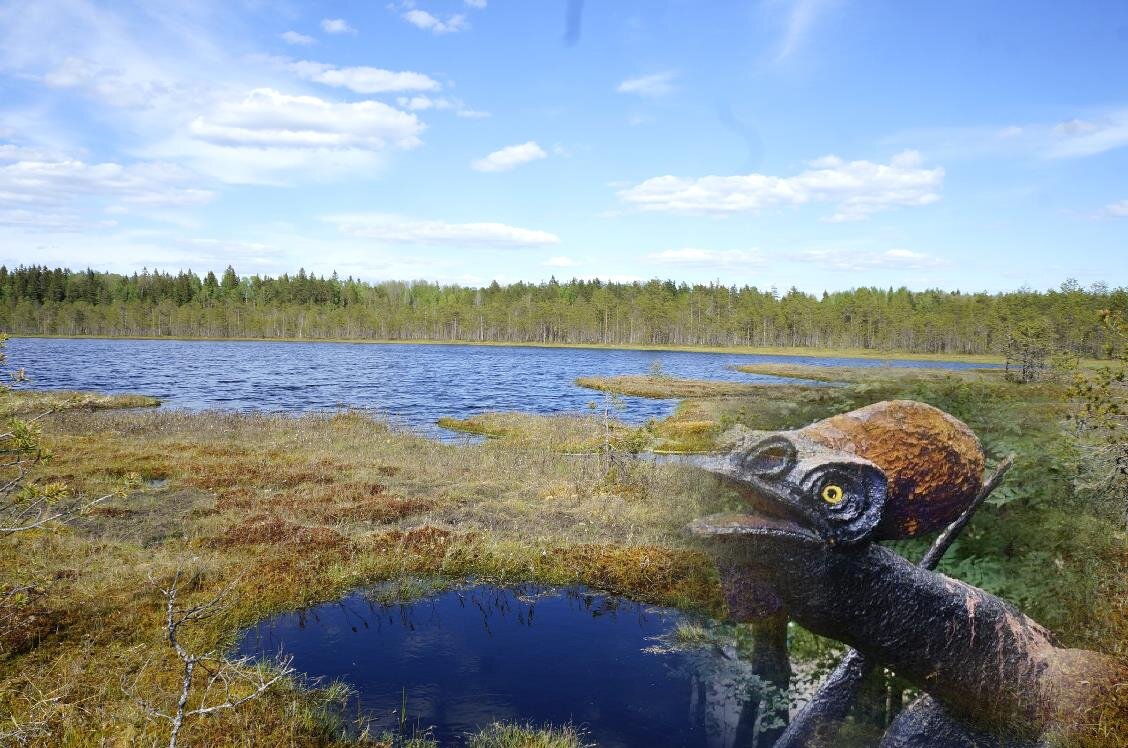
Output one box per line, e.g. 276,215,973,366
0,402,728,745
2,362,1126,745
436,411,640,453
467,722,590,748
0,389,159,417
576,374,779,399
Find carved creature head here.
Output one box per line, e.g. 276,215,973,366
689,400,985,547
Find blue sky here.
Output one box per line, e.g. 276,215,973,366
0,0,1125,293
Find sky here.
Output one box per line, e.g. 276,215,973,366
0,0,1126,294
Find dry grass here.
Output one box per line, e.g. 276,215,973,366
437,411,637,453
0,404,730,745
576,374,775,399
0,390,159,417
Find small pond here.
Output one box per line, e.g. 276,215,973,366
236,584,781,747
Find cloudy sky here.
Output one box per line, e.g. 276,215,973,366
1,1,1126,292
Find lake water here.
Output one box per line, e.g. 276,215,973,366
235,584,781,747
10,337,990,436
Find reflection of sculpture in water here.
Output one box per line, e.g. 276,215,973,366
689,400,1127,746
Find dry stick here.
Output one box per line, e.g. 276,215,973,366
775,453,1016,748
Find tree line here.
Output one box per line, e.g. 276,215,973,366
1,264,1125,357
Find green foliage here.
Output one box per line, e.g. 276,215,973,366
2,265,1125,356
1069,309,1128,526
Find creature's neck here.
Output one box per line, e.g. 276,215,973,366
748,541,1057,732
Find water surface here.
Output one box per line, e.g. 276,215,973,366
11,338,990,435
236,584,772,747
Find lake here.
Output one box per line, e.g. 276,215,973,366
9,337,990,436
235,583,782,747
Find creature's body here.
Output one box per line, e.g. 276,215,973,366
690,400,1125,745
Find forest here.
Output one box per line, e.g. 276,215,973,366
2,264,1125,357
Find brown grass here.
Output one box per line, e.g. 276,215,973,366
575,374,775,399
0,389,159,417
0,403,732,745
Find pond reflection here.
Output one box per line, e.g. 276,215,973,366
236,584,783,746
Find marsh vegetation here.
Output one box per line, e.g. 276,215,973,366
0,345,1125,744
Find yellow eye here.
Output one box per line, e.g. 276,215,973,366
821,484,844,505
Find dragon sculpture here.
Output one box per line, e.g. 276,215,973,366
688,400,1125,746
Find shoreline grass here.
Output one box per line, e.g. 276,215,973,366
7,333,1011,364
0,389,159,417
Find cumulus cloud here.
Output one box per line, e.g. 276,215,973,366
456,108,491,119
647,248,764,267
617,151,943,221
616,71,676,97
280,31,315,46
402,9,468,34
285,59,440,94
324,213,560,247
471,141,547,172
186,88,422,151
795,248,947,271
320,18,356,34
146,88,423,183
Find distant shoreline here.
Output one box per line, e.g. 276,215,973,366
8,332,1007,364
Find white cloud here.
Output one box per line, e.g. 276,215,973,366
471,141,547,172
464,0,487,7
286,59,440,94
647,248,764,267
1045,112,1128,158
280,31,315,46
543,256,580,268
186,88,422,151
796,248,947,271
1099,199,1128,218
888,108,1128,161
324,214,560,247
321,18,356,34
456,108,491,119
616,71,676,97
147,88,423,183
402,9,468,34
396,95,453,111
0,146,213,230
618,151,943,221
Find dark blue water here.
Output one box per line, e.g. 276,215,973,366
9,337,990,435
236,585,765,747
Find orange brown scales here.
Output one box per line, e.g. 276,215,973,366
796,400,985,540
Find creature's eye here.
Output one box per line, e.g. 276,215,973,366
740,436,797,479
821,484,845,505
